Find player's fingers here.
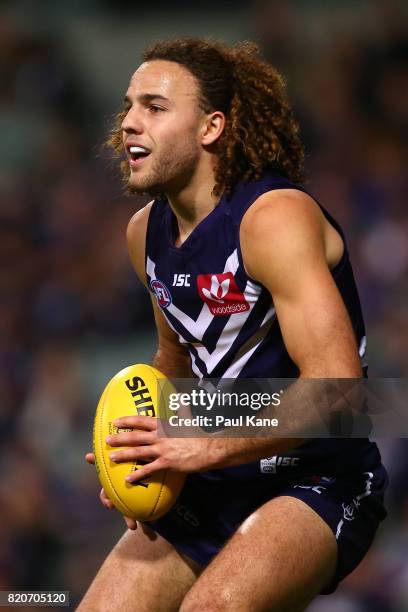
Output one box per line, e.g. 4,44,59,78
124,516,138,530
113,416,157,431
106,430,155,447
124,458,163,483
109,446,158,463
85,452,95,464
100,488,114,509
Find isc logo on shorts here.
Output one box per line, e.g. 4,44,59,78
260,456,300,474
197,273,249,316
173,501,200,528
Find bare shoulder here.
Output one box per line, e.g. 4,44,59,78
126,199,154,245
126,200,155,286
240,188,343,282
241,188,325,237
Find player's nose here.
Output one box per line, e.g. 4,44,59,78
121,107,144,134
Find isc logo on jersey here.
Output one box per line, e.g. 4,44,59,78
260,456,300,474
197,273,249,316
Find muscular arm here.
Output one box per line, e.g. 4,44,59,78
240,189,362,378
126,203,192,378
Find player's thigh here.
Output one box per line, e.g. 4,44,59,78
180,495,337,612
77,523,200,612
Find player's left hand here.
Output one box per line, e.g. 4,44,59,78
85,452,138,529
106,415,225,483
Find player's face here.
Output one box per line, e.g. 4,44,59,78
122,60,205,195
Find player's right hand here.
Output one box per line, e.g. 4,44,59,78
85,452,138,530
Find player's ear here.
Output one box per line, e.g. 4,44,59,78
200,111,226,146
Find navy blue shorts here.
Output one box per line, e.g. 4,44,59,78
148,460,388,594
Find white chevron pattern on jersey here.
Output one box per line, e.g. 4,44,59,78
147,250,276,378
147,249,240,340
221,305,276,378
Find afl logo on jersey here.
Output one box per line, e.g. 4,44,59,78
150,279,172,309
197,273,250,316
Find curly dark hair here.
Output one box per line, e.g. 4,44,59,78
107,37,305,197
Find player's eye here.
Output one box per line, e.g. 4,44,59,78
149,104,164,113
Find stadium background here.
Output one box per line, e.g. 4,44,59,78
0,0,407,609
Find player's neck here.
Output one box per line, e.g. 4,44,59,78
166,157,219,245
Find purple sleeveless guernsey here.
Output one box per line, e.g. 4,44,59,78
145,171,381,472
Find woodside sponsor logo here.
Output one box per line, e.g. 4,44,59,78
197,272,250,316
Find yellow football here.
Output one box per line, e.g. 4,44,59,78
93,364,185,521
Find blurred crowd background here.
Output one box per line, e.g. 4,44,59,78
0,1,407,610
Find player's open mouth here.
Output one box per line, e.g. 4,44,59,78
128,145,151,167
